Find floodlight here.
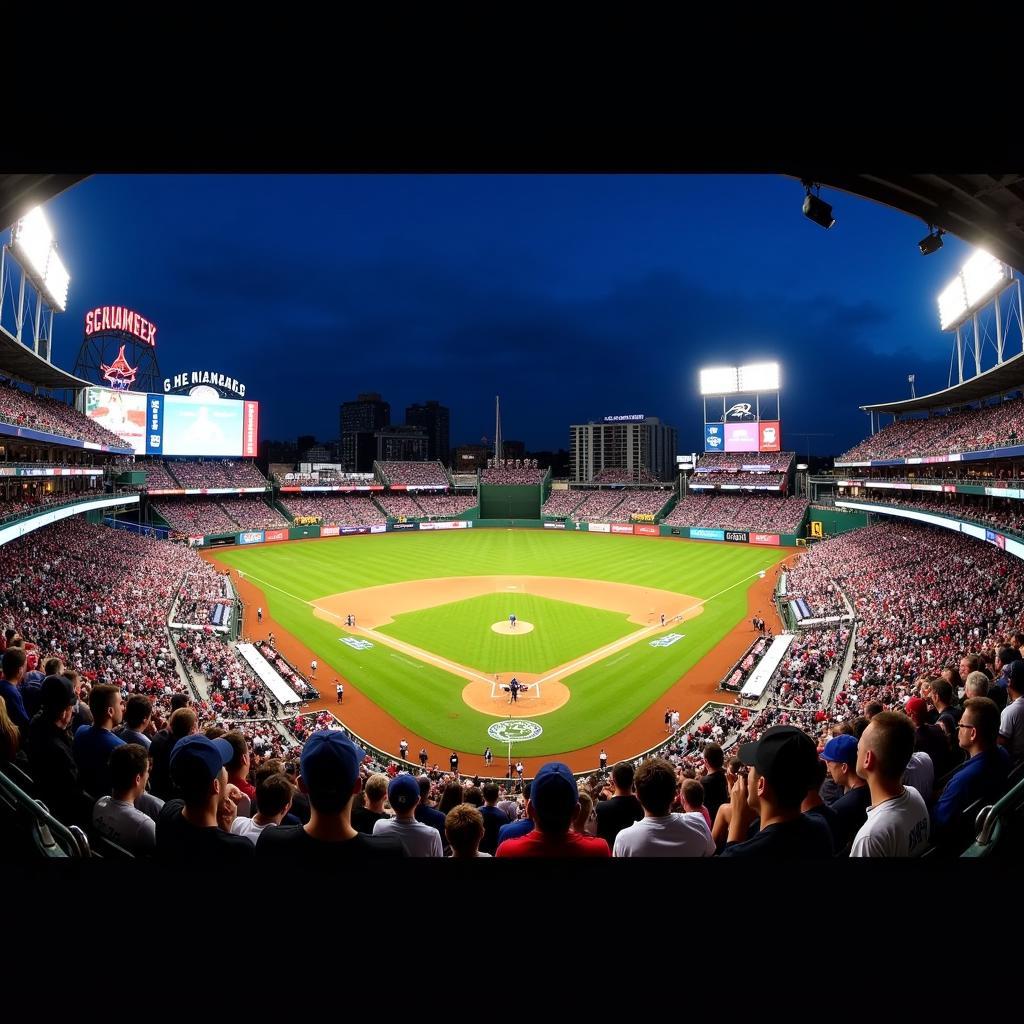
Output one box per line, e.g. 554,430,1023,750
796,463,809,470
12,206,53,278
918,228,944,256
738,362,780,392
700,367,738,395
43,250,70,312
938,277,967,331
802,186,835,230
962,249,1009,307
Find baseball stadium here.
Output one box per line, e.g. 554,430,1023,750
2,173,1024,863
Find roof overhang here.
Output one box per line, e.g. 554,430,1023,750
0,326,92,390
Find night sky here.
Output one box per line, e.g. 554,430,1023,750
42,174,977,457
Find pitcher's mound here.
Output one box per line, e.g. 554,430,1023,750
491,620,534,635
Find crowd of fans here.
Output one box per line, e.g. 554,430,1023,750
0,379,128,449
837,395,1024,462
172,563,233,627
174,632,274,720
613,489,673,519
278,494,387,525
697,452,795,473
152,500,238,536
135,462,180,490
377,462,448,486
592,467,661,484
412,493,477,517
375,492,429,518
541,491,584,517
692,471,786,488
570,490,626,522
841,493,1024,537
481,460,545,484
2,490,104,523
665,494,809,532
219,498,289,530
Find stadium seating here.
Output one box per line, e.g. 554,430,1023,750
377,461,448,486
541,491,584,517
0,379,127,449
592,467,661,484
665,494,808,532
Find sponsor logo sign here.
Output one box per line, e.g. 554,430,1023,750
705,423,724,451
340,526,370,535
543,521,566,529
749,533,780,545
340,637,374,651
631,513,656,522
725,530,749,543
238,531,265,545
188,535,205,546
264,529,288,542
588,522,611,533
85,305,157,346
487,720,543,742
811,521,823,538
603,413,645,422
724,422,758,452
690,528,725,541
986,529,1006,550
758,420,781,452
370,524,387,534
670,527,681,536
418,520,470,531
611,523,634,534
724,401,756,421
391,522,418,530
649,633,685,648
634,524,659,536
320,526,340,537
164,371,247,398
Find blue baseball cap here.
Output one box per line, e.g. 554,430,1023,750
300,730,365,804
821,734,858,767
170,734,234,790
531,762,578,817
388,773,421,811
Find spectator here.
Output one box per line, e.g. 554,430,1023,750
414,774,447,848
351,772,389,834
149,702,194,800
801,758,839,851
20,655,57,720
115,695,153,749
573,790,596,835
680,779,713,831
998,661,1024,765
496,763,610,858
595,760,643,849
930,678,962,740
932,697,1011,845
700,743,729,823
445,803,490,858
230,772,293,845
720,726,832,858
613,758,714,857
223,731,256,803
496,782,533,847
964,671,990,699
256,731,406,862
92,743,160,855
73,684,126,797
851,713,931,857
0,696,23,769
0,647,29,730
437,781,464,817
24,675,90,825
156,734,253,861
822,734,870,853
478,781,509,855
373,775,443,857
905,696,954,780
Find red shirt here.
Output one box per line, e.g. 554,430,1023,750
495,829,610,858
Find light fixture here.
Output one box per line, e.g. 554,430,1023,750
801,181,835,229
918,226,944,256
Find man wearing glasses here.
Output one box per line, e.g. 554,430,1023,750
931,696,1010,845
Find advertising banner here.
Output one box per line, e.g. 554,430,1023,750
634,524,659,536
631,513,656,522
725,530,749,543
264,529,288,543
320,526,340,536
724,423,758,452
391,523,418,530
340,526,370,535
238,531,265,545
370,523,387,534
723,399,757,422
188,536,205,546
749,533,780,545
544,522,566,529
704,423,725,452
146,393,164,455
758,420,781,452
418,520,471,531
588,522,611,533
243,401,259,457
691,528,725,541
986,529,1006,550
85,387,148,454
611,523,634,534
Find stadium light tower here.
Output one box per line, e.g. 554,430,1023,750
908,373,916,397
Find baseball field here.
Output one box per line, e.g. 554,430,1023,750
211,529,788,768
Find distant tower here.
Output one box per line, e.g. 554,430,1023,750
494,395,503,462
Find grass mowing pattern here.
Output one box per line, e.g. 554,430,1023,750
216,530,787,755
377,593,638,674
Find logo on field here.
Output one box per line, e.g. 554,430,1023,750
487,720,543,743
340,637,374,651
649,633,685,648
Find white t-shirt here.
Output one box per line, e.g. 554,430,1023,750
850,787,930,857
902,752,935,804
613,813,716,858
230,816,278,845
999,696,1024,764
373,816,443,857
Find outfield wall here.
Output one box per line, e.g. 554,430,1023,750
479,483,542,519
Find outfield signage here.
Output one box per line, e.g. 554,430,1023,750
321,526,340,536
0,466,101,477
418,520,473,530
238,531,265,545
634,524,659,536
543,521,566,529
391,522,417,530
279,485,385,493
340,526,370,535
147,487,267,496
588,522,611,533
264,529,288,542
725,530,749,543
749,532,781,545
340,638,374,650
611,523,633,534
691,528,725,541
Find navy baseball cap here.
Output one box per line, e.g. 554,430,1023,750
531,762,578,817
170,734,234,789
388,773,420,811
300,730,365,804
39,674,77,712
821,734,859,767
738,726,820,800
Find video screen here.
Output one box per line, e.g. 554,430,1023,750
162,394,246,457
85,388,148,454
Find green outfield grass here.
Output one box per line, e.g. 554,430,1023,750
377,592,638,674
216,530,787,756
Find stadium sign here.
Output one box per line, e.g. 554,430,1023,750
603,413,645,422
487,720,543,743
163,371,247,398
725,530,749,543
340,637,374,650
85,306,157,346
690,528,724,541
724,402,756,421
650,633,684,648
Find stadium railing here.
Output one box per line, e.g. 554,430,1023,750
962,765,1024,858
0,766,88,859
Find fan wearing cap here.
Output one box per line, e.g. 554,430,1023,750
849,712,931,857
155,735,254,861
905,696,953,779
256,730,406,862
372,774,443,856
821,733,869,854
23,674,92,826
495,762,610,857
720,726,833,858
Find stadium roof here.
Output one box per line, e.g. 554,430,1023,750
0,174,86,233
0,326,92,390
786,173,1024,274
